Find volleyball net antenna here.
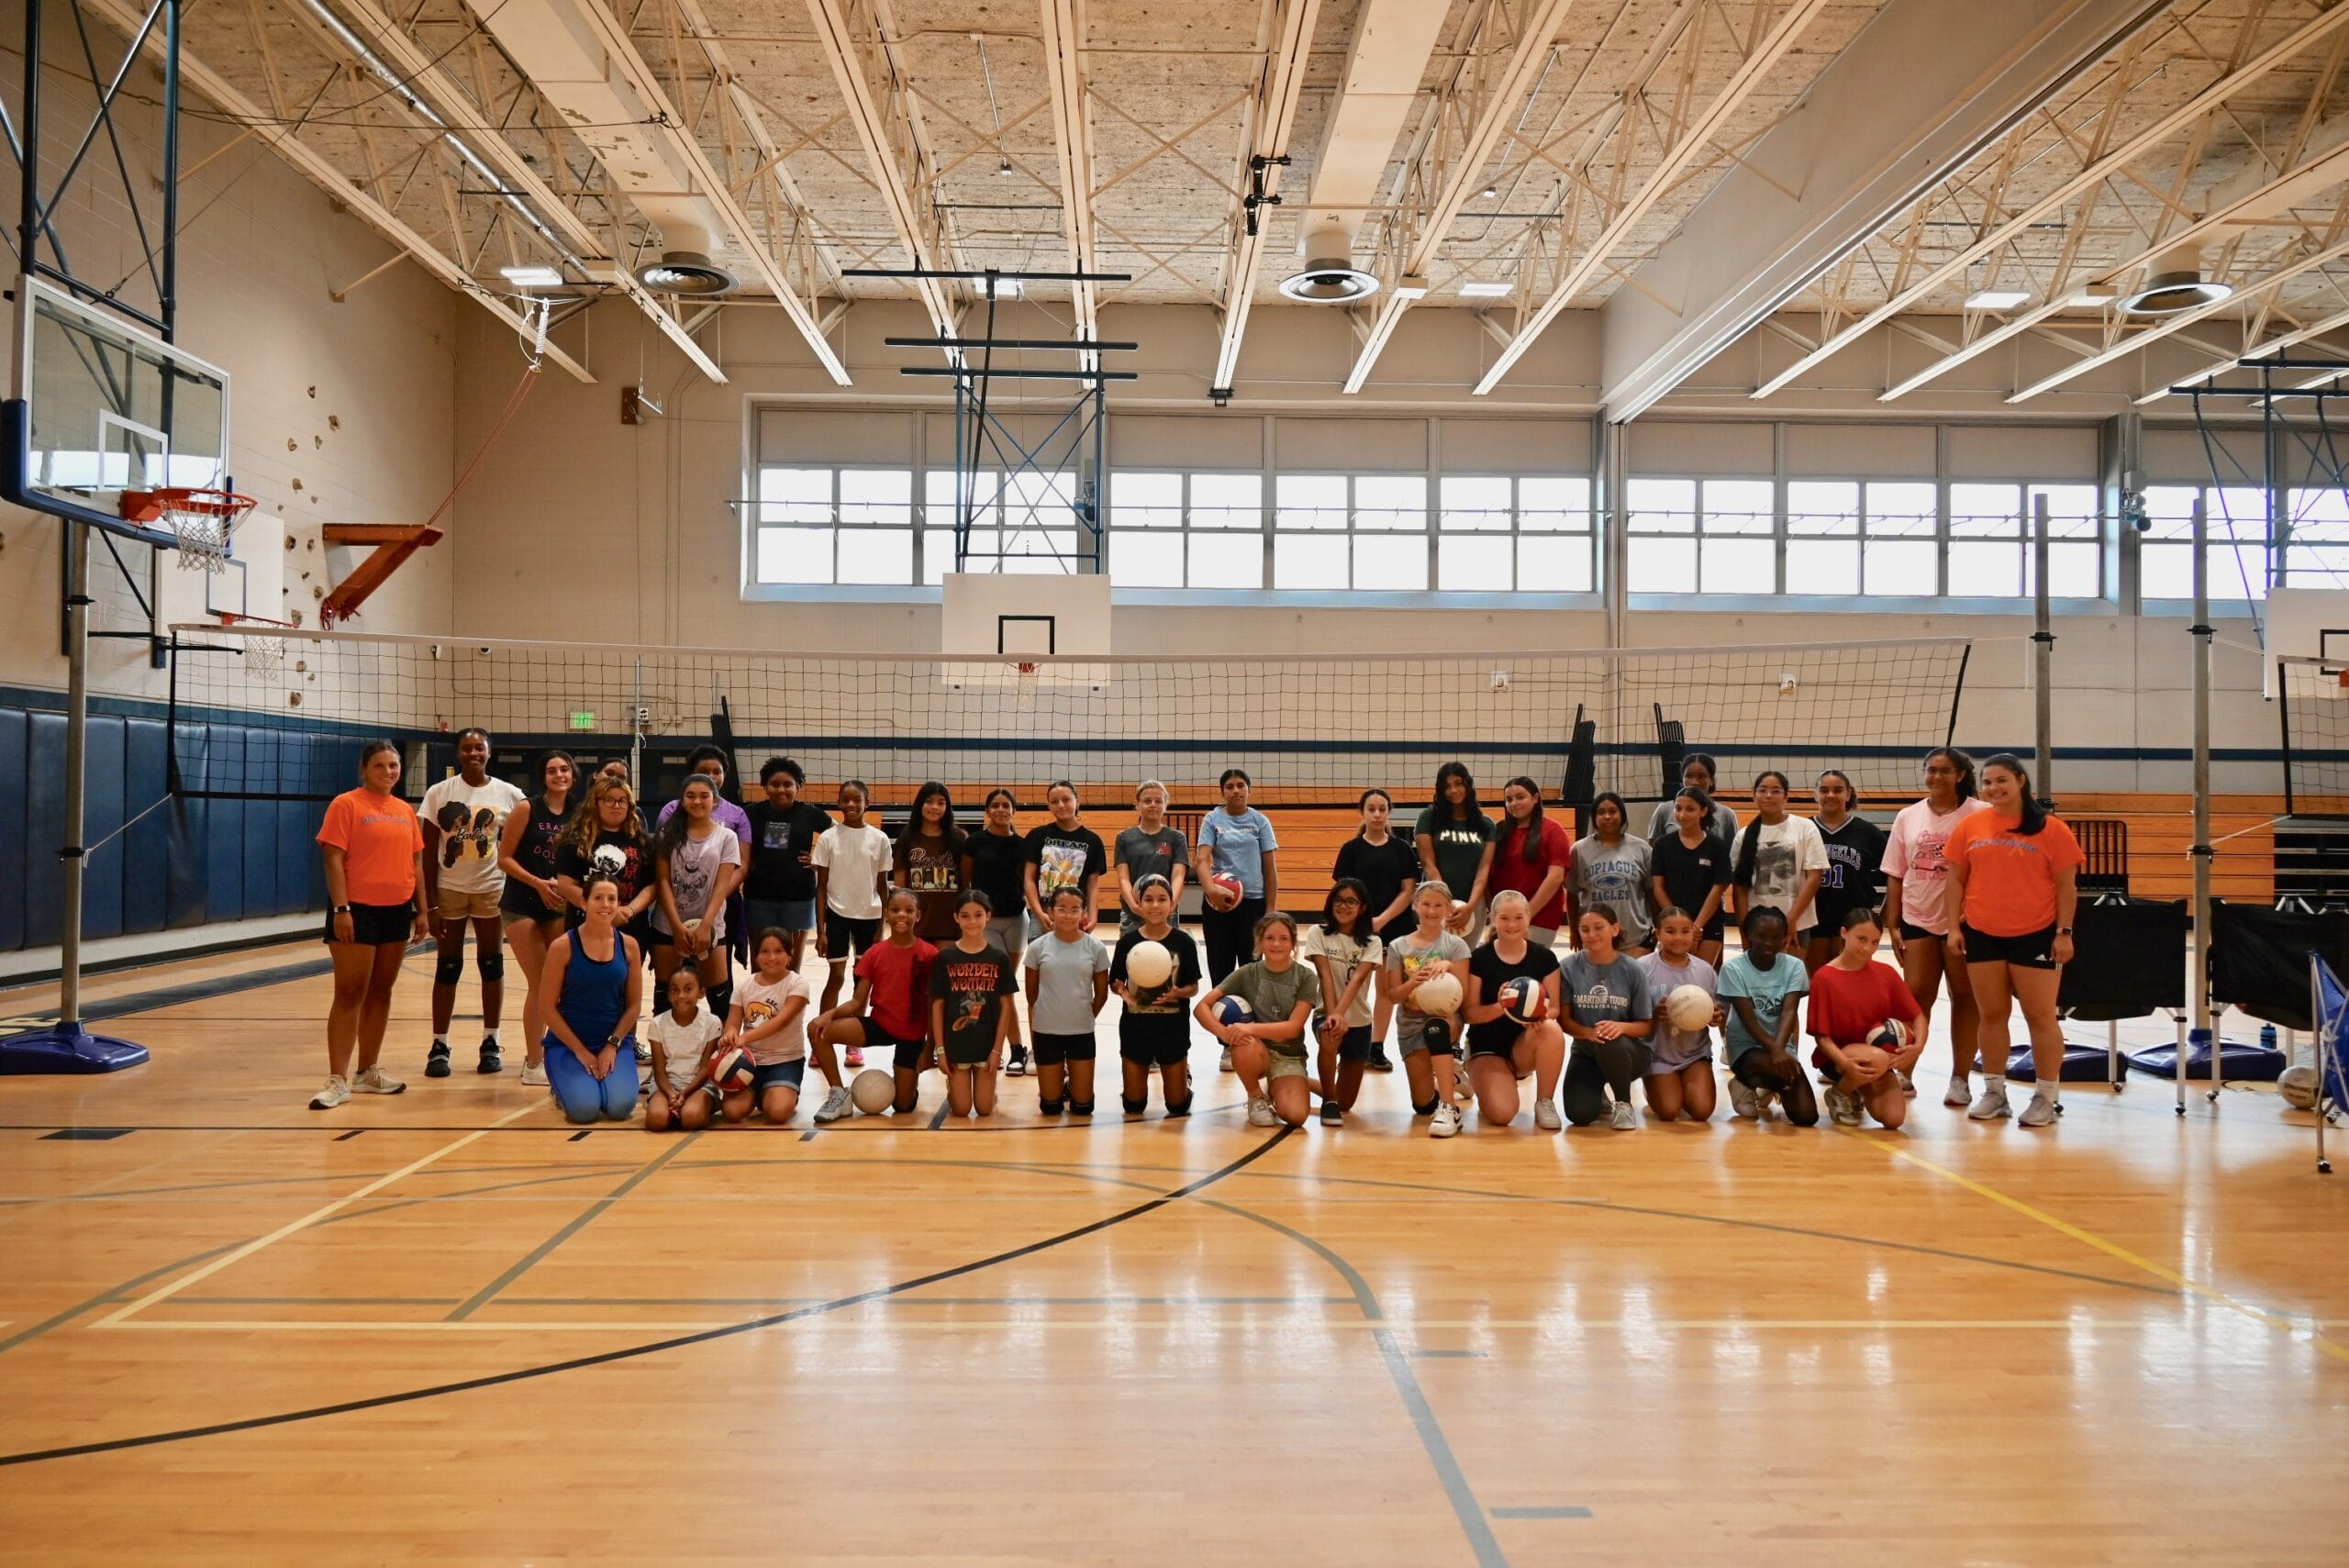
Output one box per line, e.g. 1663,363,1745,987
162,627,1971,806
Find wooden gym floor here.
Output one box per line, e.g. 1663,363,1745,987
1,938,2345,1566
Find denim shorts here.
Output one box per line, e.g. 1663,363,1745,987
751,1058,807,1093
744,898,816,939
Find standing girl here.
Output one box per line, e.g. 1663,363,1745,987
538,873,644,1126
812,780,892,1039
497,750,574,1088
1807,770,1887,973
717,928,814,1126
1109,875,1202,1118
963,788,1031,960
1943,753,2082,1129
1637,907,1723,1122
651,774,744,1016
1196,912,1320,1130
1558,903,1655,1129
1414,762,1495,941
1569,794,1654,955
895,781,967,944
1303,878,1383,1125
420,726,526,1079
1643,752,1741,842
810,888,937,1116
1026,780,1109,939
1333,786,1417,1072
553,775,657,940
1808,906,1929,1129
1197,768,1281,984
1881,747,1989,1107
1381,881,1474,1138
1114,780,1189,929
931,890,1017,1120
1486,776,1575,946
1461,890,1567,1131
1648,785,1731,970
313,739,430,1109
1728,772,1828,944
1023,885,1111,1116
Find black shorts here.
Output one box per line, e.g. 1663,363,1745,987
1031,1030,1098,1066
1960,921,2059,970
1898,921,1943,944
1321,1021,1371,1063
325,901,417,946
943,1031,996,1070
1119,1014,1189,1068
500,885,565,924
827,913,882,962
1464,1021,1528,1060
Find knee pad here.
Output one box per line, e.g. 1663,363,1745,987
705,980,734,1018
1069,1097,1095,1117
1121,1095,1148,1116
433,951,466,986
1164,1094,1193,1118
475,947,505,983
1039,1096,1066,1116
1412,1096,1439,1117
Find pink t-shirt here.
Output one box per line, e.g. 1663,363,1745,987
1879,797,1989,934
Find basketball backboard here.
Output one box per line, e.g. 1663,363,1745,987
3,277,230,547
940,571,1111,690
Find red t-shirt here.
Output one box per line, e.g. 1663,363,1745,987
856,937,937,1041
1945,811,2083,938
1486,814,1574,929
317,788,423,906
1806,959,1920,1050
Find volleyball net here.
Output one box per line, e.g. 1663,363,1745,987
2279,654,2349,820
163,625,1971,806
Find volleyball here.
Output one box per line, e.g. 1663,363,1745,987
2279,1063,2321,1110
1126,940,1173,988
1416,970,1464,1017
1665,984,1715,1033
1497,975,1547,1025
850,1068,896,1114
1866,1018,1909,1051
709,1045,754,1093
1212,995,1253,1029
1208,871,1243,905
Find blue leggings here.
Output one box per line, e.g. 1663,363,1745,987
542,1035,639,1123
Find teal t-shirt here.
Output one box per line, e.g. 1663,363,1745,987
1219,959,1320,1058
1718,951,1809,1058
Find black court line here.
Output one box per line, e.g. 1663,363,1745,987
0,1128,1294,1466
446,1137,702,1319
39,1129,130,1141
334,1130,364,1142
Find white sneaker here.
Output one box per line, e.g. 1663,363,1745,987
519,1061,549,1087
1430,1102,1462,1139
1727,1078,1762,1120
1898,1070,1917,1097
2018,1091,2060,1129
814,1084,854,1124
351,1064,406,1095
1534,1098,1563,1131
1823,1084,1861,1127
1753,1086,1777,1120
309,1074,350,1110
1246,1095,1277,1129
1219,1047,1235,1073
1944,1073,1973,1108
634,1040,651,1063
1609,1097,1638,1131
1968,1085,2012,1121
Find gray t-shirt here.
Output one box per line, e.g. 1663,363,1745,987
1385,929,1472,1028
1560,951,1653,1030
1113,825,1188,924
1219,959,1321,1058
1021,929,1111,1036
1571,835,1654,948
654,825,741,939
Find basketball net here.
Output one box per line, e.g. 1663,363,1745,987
120,487,258,574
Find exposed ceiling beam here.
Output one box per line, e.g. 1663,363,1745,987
1475,0,1838,397
2133,304,2349,406
1746,0,2349,402
1039,0,1100,354
1210,0,1321,394
80,0,594,382
1341,0,1576,395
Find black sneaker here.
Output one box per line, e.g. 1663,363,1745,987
477,1037,503,1074
1319,1098,1343,1127
1365,1044,1396,1073
425,1040,451,1078
1005,1043,1030,1077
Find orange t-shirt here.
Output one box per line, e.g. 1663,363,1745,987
317,788,424,906
1946,810,2082,938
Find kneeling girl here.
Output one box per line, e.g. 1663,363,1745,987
1110,874,1202,1117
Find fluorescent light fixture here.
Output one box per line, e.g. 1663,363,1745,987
500,264,563,288
1963,289,2031,310
1393,276,1431,300
2065,288,2118,308
985,276,1023,300
1459,281,1513,297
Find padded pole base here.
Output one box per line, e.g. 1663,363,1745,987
0,1020,150,1074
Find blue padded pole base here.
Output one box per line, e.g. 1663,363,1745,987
0,1020,150,1074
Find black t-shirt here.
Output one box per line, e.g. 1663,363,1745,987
742,801,833,902
963,828,1029,911
1814,815,1888,931
928,940,1015,1062
895,828,966,941
1111,926,1203,1045
554,829,649,924
1025,823,1108,905
1466,940,1562,1051
1334,833,1420,940
1650,829,1731,933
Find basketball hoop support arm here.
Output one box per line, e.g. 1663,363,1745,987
318,524,444,627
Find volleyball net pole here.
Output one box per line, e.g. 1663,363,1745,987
2189,496,2214,1117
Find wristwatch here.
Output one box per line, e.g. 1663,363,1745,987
604,1033,621,1048
2056,927,2074,936
331,903,352,914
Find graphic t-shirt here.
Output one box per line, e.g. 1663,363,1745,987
1026,823,1108,910
1466,940,1561,1052
648,1006,724,1091
1943,811,2085,938
1022,930,1111,1035
655,824,741,939
654,794,752,848
1199,808,1279,898
1301,925,1383,1029
1650,829,1731,929
1413,809,1494,901
894,828,965,941
1334,833,1420,940
742,800,833,902
421,774,526,895
930,941,1016,1062
813,823,893,919
733,968,813,1065
856,937,937,1041
1881,797,1991,934
1385,929,1472,1029
1733,815,1830,934
502,795,571,913
963,829,1030,912
1218,960,1320,1058
1559,951,1653,1032
1486,814,1575,929
1110,926,1202,1016
1814,815,1889,933
1636,951,1720,1070
1570,835,1655,948
554,829,649,923
1806,960,1921,1047
317,788,424,906
1114,826,1188,916
1718,951,1809,1059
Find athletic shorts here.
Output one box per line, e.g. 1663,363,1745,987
1031,1030,1097,1066
501,886,566,924
826,913,882,962
743,898,816,939
325,901,417,946
664,1079,723,1106
852,1023,930,1072
435,886,503,921
1960,921,2059,970
986,914,1027,961
1119,1015,1189,1068
1264,1051,1309,1081
1898,920,1946,944
751,1059,806,1094
1320,1021,1371,1063
943,1031,996,1070
1397,1016,1459,1057
1465,1020,1528,1060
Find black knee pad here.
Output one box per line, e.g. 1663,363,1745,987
1164,1094,1193,1118
1069,1097,1095,1117
1039,1096,1066,1116
1121,1095,1148,1116
705,980,733,1018
433,951,465,986
475,947,505,983
1412,1096,1441,1117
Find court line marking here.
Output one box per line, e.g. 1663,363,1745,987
1490,1507,1594,1520
1839,1128,2349,1362
446,1135,702,1319
92,1100,545,1329
107,1316,2288,1334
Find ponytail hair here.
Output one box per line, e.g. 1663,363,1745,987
1731,771,1790,889
1660,784,1718,848
1505,774,1547,865
1924,746,1977,803
1979,752,2049,835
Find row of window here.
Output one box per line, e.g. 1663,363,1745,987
747,467,2349,599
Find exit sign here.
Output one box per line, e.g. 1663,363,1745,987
570,711,596,730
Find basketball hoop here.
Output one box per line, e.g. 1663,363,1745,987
120,487,258,574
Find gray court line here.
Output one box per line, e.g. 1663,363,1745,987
0,1160,640,1207
444,1135,704,1320
1410,1349,1486,1359
1489,1507,1593,1520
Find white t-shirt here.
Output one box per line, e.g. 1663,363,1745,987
1735,814,1830,934
1881,797,1991,934
420,774,528,895
812,823,892,919
653,824,742,939
648,1006,723,1093
1302,925,1383,1029
735,969,813,1065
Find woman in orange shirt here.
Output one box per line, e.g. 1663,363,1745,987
314,740,431,1110
1943,753,2081,1129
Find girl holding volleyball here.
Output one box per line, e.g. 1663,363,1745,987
496,749,575,1088
1382,880,1474,1138
1195,911,1321,1130
1808,906,1927,1129
1460,889,1566,1130
1110,874,1201,1118
1636,906,1723,1122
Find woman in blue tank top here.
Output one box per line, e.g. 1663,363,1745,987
540,872,643,1122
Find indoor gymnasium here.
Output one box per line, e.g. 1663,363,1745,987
6,0,2349,1562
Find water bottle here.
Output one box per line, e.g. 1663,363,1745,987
2260,1022,2278,1057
